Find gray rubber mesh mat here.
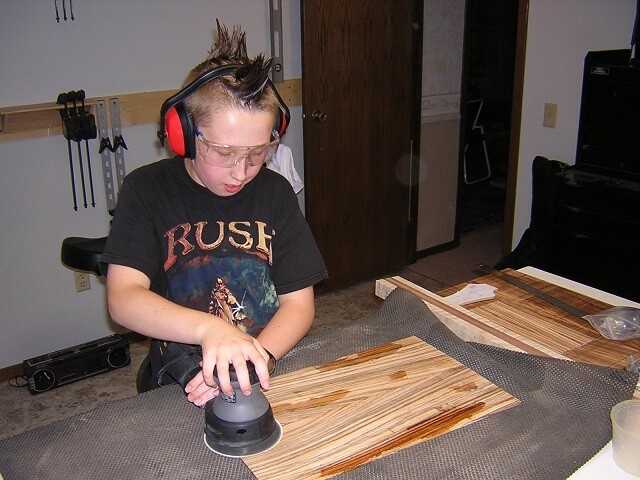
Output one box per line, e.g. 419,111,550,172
1,288,637,479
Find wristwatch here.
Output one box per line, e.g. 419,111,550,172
265,349,277,374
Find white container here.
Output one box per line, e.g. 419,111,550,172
610,399,640,476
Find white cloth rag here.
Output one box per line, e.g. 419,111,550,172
267,144,304,194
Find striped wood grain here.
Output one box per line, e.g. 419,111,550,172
242,336,519,480
376,276,566,358
376,273,640,369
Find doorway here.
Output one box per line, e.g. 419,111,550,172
459,0,519,236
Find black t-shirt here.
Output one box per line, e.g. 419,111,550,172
100,156,327,338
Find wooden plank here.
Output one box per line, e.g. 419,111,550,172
243,336,519,480
376,276,567,358
376,274,640,369
472,301,594,352
0,79,302,143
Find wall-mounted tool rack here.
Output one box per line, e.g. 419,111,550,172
0,79,302,144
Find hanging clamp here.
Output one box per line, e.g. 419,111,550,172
98,137,113,154
111,134,128,152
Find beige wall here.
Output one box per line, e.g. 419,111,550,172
417,0,465,251
417,114,460,250
513,0,637,249
0,0,303,370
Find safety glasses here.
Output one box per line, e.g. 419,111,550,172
194,128,280,168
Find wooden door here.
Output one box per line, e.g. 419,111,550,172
301,0,421,292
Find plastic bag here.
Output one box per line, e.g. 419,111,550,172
628,353,640,374
584,306,640,341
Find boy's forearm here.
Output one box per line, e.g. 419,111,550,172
256,287,315,359
106,269,216,345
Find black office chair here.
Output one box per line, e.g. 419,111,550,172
60,236,107,276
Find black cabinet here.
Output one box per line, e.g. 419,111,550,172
547,49,640,302
576,49,640,181
550,169,640,302
505,51,640,301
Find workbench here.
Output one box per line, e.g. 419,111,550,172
0,268,637,479
376,267,640,479
376,267,640,369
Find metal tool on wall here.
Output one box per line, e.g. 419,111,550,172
96,100,115,213
95,98,127,215
269,0,284,83
109,98,128,190
77,90,96,207
57,90,97,210
57,92,79,210
54,0,75,23
71,92,88,208
56,92,126,212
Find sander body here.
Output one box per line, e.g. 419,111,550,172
204,359,282,457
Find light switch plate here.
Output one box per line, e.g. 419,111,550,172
543,103,557,128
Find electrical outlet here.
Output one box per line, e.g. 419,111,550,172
74,272,91,292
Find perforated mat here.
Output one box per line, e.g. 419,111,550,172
0,288,637,479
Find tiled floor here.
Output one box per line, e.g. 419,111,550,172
0,224,504,441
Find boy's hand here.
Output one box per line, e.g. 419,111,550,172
184,370,219,407
197,321,271,397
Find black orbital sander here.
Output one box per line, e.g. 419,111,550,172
204,359,282,457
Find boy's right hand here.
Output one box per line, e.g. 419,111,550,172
197,321,271,397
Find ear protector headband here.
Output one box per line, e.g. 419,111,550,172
157,64,291,159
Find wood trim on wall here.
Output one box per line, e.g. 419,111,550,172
0,364,24,384
0,78,302,143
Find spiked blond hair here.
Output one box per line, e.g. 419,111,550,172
183,20,280,131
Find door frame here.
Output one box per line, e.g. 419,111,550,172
502,0,529,254
458,0,529,255
408,0,425,263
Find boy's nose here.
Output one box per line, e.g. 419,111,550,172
230,156,249,180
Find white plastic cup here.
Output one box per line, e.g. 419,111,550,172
610,399,640,476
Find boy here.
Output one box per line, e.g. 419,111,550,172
100,22,327,407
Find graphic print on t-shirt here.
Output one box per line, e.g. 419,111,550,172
208,276,248,329
164,221,278,337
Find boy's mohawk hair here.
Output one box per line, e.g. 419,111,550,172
208,20,248,62
206,20,273,104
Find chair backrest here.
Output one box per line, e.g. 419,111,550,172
466,99,484,132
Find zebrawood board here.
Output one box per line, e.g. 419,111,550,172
242,336,519,480
376,273,640,369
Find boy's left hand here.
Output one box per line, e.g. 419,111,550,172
184,369,220,407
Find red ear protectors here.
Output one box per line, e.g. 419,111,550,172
163,103,193,158
158,64,291,159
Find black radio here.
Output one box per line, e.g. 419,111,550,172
22,334,130,394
